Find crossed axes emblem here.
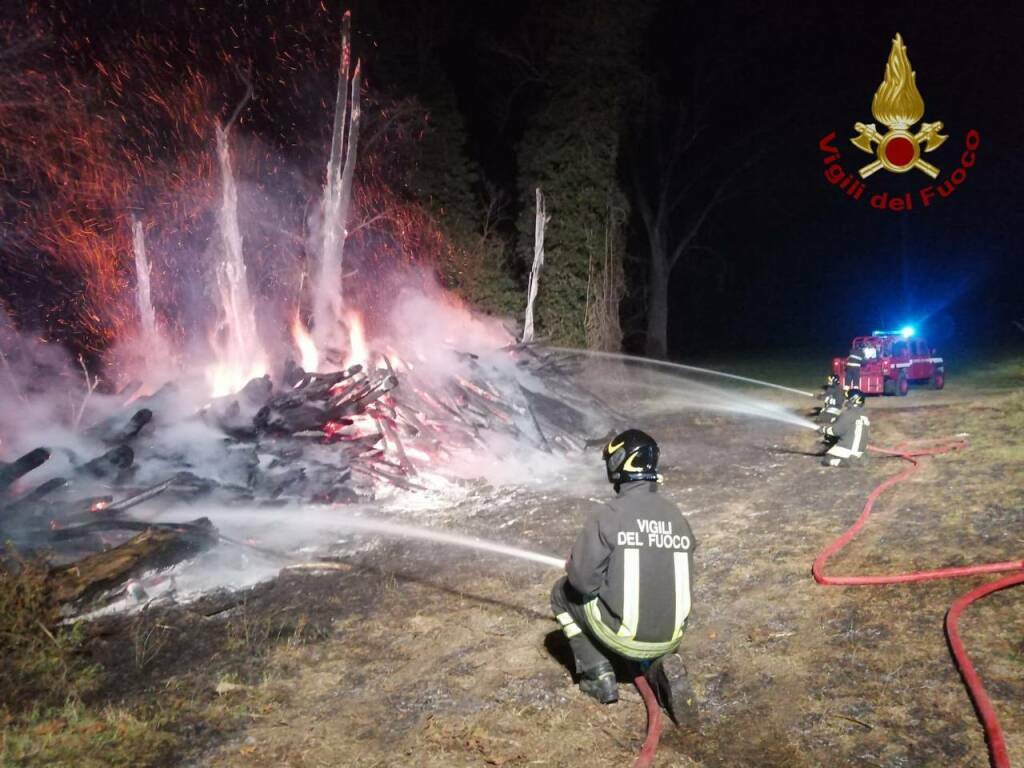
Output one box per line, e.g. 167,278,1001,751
850,121,948,179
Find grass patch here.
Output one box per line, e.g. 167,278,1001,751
1,700,178,768
0,552,166,767
0,552,225,767
0,551,330,767
0,551,99,715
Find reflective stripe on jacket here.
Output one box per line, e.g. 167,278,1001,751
567,482,695,659
823,409,870,458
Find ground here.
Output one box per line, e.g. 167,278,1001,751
3,355,1022,767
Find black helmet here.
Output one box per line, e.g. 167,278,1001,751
603,429,659,485
847,388,865,407
826,374,840,386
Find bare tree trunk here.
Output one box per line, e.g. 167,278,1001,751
586,201,625,352
522,188,547,344
313,11,362,360
336,62,362,289
645,250,669,358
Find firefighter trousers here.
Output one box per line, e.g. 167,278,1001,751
550,577,616,674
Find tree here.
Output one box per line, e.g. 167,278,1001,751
630,83,739,358
514,1,643,349
409,70,519,314
626,4,763,359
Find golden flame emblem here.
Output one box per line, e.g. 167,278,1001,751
851,34,947,178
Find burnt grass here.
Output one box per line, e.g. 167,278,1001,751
57,385,1024,767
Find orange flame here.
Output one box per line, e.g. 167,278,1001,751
292,315,319,373
344,311,369,369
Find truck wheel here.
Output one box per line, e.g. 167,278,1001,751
930,371,945,390
898,373,909,396
883,378,896,396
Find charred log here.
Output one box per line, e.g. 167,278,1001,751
0,448,50,492
0,476,68,515
86,408,153,445
47,518,217,606
256,401,330,434
80,445,134,479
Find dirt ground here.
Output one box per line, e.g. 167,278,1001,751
73,366,1024,768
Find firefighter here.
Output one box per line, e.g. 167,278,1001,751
819,389,870,467
550,429,697,726
816,374,844,424
844,345,864,390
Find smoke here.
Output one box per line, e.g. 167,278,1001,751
387,273,509,369
0,18,614,607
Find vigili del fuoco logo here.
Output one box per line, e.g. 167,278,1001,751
819,33,979,212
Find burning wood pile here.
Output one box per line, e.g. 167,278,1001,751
0,344,616,614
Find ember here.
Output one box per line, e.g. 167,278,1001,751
0,10,617,619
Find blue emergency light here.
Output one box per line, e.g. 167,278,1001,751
870,326,916,338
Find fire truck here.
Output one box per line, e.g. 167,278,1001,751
832,328,945,396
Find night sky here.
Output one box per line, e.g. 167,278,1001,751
641,0,1024,358
4,0,1022,362
460,0,1024,357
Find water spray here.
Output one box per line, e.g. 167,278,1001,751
325,514,565,569
545,347,818,431
153,506,566,571
548,347,817,398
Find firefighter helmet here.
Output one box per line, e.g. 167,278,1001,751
603,429,660,485
847,388,866,407
826,374,840,386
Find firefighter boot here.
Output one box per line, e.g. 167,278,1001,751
645,653,698,727
579,661,618,704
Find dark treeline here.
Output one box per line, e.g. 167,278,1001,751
2,0,1022,359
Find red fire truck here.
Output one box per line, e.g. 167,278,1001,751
832,329,945,396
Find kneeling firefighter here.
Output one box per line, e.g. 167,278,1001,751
819,389,870,467
550,429,697,725
816,374,844,424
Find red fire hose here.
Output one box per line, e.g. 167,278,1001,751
946,571,1024,768
813,439,1024,768
632,674,663,768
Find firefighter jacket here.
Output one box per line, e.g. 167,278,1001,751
567,481,695,660
822,407,870,459
845,350,864,386
821,383,843,416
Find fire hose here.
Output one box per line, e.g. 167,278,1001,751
632,673,663,768
813,438,1024,768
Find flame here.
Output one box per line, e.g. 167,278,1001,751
292,315,319,373
205,320,268,397
871,33,925,129
206,359,267,399
344,311,369,369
